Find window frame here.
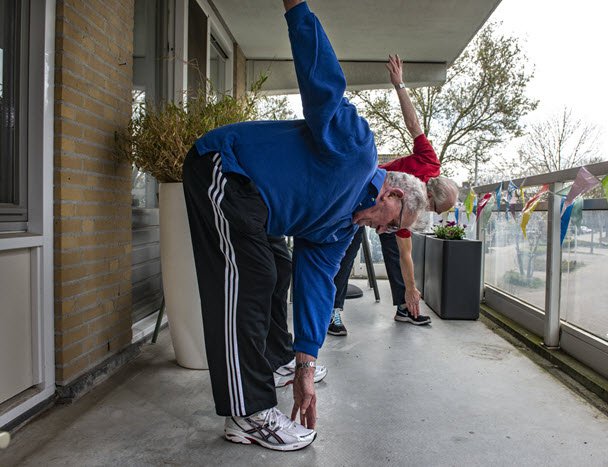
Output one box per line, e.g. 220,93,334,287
0,0,29,230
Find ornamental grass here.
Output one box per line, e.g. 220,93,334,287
115,77,266,183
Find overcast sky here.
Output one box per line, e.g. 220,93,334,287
287,0,608,178
490,0,608,160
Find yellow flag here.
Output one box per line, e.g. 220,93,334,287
464,189,475,221
520,185,549,238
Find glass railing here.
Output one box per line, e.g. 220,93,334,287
474,161,608,377
559,205,608,342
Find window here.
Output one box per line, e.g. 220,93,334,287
0,0,28,228
209,35,227,94
132,0,162,209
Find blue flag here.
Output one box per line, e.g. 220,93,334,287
506,181,517,220
495,185,502,213
560,198,573,245
455,206,460,224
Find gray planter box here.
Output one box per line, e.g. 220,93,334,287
423,236,482,320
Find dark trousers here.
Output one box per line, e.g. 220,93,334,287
183,148,293,417
333,228,406,308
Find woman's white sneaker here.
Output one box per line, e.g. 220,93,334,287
273,358,328,388
224,407,316,451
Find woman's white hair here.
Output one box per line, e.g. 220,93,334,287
427,176,459,208
385,171,429,231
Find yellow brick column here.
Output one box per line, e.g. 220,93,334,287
53,0,134,385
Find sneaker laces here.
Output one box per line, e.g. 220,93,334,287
262,407,296,431
332,308,344,326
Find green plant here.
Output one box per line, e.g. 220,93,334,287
115,77,267,183
502,270,543,288
433,220,466,240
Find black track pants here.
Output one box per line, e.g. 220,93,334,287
183,148,293,417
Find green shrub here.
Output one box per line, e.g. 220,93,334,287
502,270,543,288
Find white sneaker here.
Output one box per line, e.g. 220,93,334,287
224,407,316,451
273,358,328,388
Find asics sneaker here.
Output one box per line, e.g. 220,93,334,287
224,407,316,451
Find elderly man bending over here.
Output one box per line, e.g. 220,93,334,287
182,0,427,451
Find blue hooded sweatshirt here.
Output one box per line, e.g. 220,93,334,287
195,2,385,357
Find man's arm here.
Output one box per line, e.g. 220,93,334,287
396,235,421,317
283,1,373,156
386,54,423,139
290,237,350,428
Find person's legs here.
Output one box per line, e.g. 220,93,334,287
333,227,364,309
265,236,295,370
379,233,405,306
183,150,277,417
328,227,364,336
379,232,431,325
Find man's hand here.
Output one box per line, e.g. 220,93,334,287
386,54,404,87
405,287,421,318
283,0,303,12
290,352,317,429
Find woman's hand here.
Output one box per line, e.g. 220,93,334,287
386,54,404,87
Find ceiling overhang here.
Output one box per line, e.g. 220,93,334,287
211,0,502,92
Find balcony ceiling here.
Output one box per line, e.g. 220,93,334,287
213,0,502,66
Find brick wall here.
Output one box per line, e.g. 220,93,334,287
54,0,134,385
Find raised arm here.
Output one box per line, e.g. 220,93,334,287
284,2,373,156
386,54,423,139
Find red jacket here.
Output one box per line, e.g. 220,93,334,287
379,134,440,238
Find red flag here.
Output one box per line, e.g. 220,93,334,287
476,193,493,218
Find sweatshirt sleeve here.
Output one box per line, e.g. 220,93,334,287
285,2,373,157
291,236,351,357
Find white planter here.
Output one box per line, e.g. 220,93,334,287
159,182,207,369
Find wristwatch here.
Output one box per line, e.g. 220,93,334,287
395,82,406,90
295,361,316,370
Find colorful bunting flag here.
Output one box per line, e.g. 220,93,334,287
506,181,517,220
520,184,549,238
494,185,502,213
480,196,495,229
476,193,493,217
570,197,584,228
464,189,475,221
560,198,573,245
561,167,600,215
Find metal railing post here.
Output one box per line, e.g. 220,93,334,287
476,205,486,302
544,182,562,348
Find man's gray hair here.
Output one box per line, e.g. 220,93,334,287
385,171,428,231
427,176,459,207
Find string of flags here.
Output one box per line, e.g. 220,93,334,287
458,167,608,244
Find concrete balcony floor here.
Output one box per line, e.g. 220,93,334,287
3,279,608,466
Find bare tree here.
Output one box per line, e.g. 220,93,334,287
255,95,298,121
516,107,602,174
348,22,537,179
